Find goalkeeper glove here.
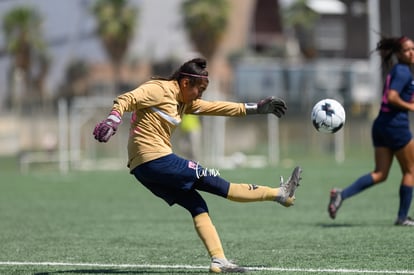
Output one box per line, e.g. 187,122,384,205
93,110,122,142
245,96,287,118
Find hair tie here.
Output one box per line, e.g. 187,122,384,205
180,72,208,79
398,36,409,44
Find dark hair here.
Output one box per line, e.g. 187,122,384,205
152,58,209,86
376,35,410,71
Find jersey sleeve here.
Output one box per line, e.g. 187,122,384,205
389,65,411,93
111,82,165,116
186,99,246,116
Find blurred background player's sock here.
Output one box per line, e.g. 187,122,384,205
341,173,374,199
398,185,413,219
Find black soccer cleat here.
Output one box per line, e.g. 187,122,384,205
395,216,414,226
328,188,343,219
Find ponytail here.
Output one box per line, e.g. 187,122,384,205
376,36,409,71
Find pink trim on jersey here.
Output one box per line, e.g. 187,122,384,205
381,74,392,112
130,112,137,123
130,112,140,136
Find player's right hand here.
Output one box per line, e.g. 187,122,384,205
93,111,122,142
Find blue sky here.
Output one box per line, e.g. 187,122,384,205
0,0,105,105
0,0,192,106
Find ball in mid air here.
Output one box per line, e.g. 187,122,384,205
311,99,346,134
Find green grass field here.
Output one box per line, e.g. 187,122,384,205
1,152,414,275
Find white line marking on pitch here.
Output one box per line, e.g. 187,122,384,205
1,261,414,274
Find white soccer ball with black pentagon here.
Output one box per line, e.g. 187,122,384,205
311,99,346,134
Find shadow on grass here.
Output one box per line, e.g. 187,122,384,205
317,223,359,228
35,269,203,274
318,221,394,227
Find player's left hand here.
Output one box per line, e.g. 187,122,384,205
257,96,287,117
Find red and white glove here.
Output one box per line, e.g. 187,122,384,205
93,111,122,142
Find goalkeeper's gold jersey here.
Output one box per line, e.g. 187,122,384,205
111,79,247,171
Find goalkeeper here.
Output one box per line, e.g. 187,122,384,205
93,57,302,273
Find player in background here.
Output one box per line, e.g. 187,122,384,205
328,36,414,226
179,114,201,160
93,57,302,273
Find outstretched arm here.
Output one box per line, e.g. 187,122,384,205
187,96,287,118
92,82,166,143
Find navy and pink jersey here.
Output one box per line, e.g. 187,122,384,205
378,64,414,126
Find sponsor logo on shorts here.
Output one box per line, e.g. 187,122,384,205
188,161,197,169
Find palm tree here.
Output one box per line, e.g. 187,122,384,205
283,0,319,59
91,0,137,94
2,6,48,109
181,0,230,60
58,59,90,107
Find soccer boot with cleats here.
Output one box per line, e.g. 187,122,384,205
209,257,246,273
275,166,302,207
395,216,414,226
328,188,343,219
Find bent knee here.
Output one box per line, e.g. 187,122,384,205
402,171,414,187
372,172,388,183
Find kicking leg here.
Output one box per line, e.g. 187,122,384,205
194,166,302,207
227,166,302,207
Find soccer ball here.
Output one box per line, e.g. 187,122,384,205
311,99,346,134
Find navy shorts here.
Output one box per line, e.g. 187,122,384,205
372,119,412,151
131,154,230,216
